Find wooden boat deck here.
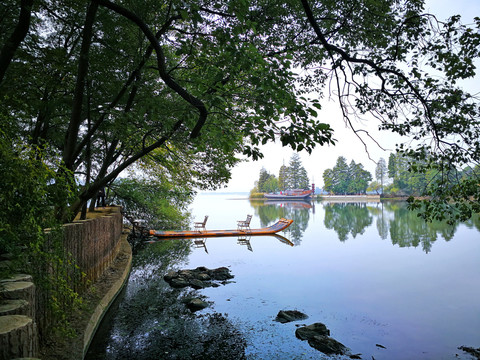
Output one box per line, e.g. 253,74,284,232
149,218,293,238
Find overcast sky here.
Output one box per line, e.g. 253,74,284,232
215,0,480,193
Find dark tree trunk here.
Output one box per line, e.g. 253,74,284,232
0,0,33,84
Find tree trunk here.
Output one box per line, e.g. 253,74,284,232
0,299,31,318
63,1,99,171
0,315,38,359
0,281,35,321
0,0,34,84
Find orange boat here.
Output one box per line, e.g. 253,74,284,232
149,218,293,238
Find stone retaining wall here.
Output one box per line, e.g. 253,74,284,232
0,206,124,360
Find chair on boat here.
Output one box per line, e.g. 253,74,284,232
194,215,208,232
237,215,252,232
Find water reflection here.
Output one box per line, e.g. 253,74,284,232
249,199,473,253
148,234,294,254
250,199,312,245
323,202,373,242
381,202,457,253
237,236,253,251
86,239,247,359
88,195,480,360
193,238,208,253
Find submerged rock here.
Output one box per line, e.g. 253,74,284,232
164,266,234,289
308,335,349,355
296,322,349,356
458,346,480,359
274,310,309,323
183,297,209,312
295,322,330,340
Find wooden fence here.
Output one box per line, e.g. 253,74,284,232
65,206,123,290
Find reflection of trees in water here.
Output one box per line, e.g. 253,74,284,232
464,213,480,233
86,239,246,360
366,204,389,240
249,200,311,245
381,202,457,254
284,209,310,245
323,203,373,242
323,201,460,253
250,199,470,253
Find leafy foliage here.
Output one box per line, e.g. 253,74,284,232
0,131,74,259
252,153,310,193
323,156,372,194
109,177,192,230
1,0,479,228
287,153,310,189
0,131,81,334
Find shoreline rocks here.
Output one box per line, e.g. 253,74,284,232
164,266,234,289
183,298,209,312
274,310,309,323
458,346,480,359
295,322,350,356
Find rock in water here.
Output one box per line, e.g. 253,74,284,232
295,323,330,340
274,310,309,323
163,266,234,289
458,346,480,359
184,298,209,312
295,323,350,356
307,335,348,355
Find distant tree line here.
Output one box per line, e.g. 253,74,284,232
252,153,310,194
381,152,480,198
255,152,480,198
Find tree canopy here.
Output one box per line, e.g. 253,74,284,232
252,154,310,193
1,0,479,225
287,153,310,189
323,156,372,194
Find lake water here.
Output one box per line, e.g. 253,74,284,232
86,193,480,360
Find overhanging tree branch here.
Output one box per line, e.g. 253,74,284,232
0,0,34,85
63,1,99,170
93,0,208,139
300,0,440,145
69,119,184,219
72,14,182,162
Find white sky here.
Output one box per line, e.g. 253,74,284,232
216,0,480,192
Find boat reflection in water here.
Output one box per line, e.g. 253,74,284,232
148,234,294,253
250,199,314,246
264,199,314,211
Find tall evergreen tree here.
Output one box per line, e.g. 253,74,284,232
257,167,272,192
323,156,372,194
375,158,388,193
278,162,288,191
348,160,372,194
388,153,396,179
287,153,309,189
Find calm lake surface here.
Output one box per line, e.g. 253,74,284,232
87,193,480,360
